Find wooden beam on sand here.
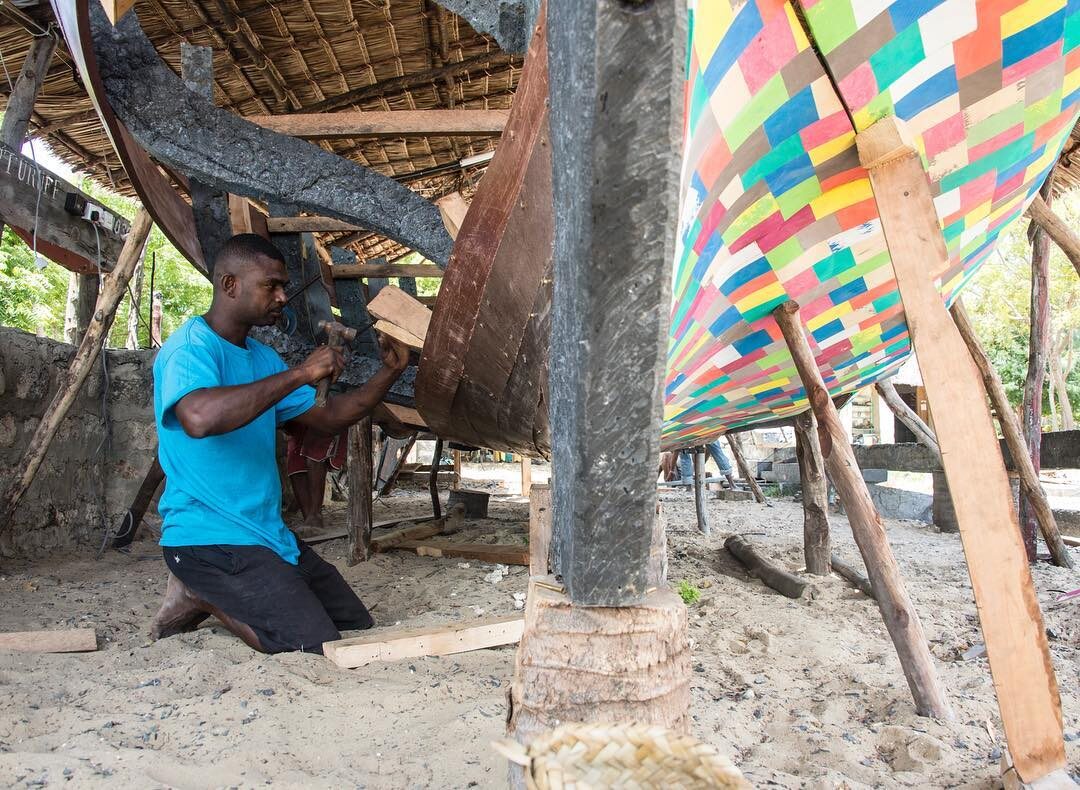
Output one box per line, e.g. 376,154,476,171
391,539,529,566
246,109,509,139
0,211,153,538
332,263,444,280
323,615,524,668
950,301,1073,568
725,535,815,599
774,299,952,720
0,628,97,653
856,116,1064,779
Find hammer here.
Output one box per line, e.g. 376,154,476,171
315,319,357,407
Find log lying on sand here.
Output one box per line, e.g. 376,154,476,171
831,554,875,599
724,535,816,599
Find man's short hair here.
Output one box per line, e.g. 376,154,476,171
214,234,287,274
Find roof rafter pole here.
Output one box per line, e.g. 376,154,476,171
300,50,518,114
88,4,453,267
547,0,685,605
246,109,509,139
209,0,295,108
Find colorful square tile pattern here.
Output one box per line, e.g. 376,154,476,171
663,0,1080,447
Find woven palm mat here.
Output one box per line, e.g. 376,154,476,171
495,722,753,789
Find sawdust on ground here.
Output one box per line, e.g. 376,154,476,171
0,473,1078,789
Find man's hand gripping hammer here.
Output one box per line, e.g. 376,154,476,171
315,320,358,407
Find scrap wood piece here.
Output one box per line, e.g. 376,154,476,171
381,402,427,428
724,535,816,599
830,554,875,599
323,615,524,669
393,539,529,566
373,320,425,351
0,628,97,653
368,285,432,342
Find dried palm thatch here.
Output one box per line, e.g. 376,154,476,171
0,0,522,263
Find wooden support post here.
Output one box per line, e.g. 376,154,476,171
1020,201,1051,562
950,301,1073,568
519,456,532,498
346,417,373,565
725,434,766,504
429,437,443,520
874,379,942,466
774,300,952,720
0,34,57,238
452,449,463,488
1026,194,1080,279
125,252,144,349
64,272,98,346
529,483,551,576
794,410,830,575
692,450,710,535
856,116,1065,779
0,210,152,538
508,3,688,779
0,36,57,149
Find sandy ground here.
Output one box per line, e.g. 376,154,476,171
0,468,1078,789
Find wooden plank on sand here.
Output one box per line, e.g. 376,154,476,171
393,539,529,566
0,628,97,653
323,615,524,668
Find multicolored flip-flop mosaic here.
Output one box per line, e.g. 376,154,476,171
663,0,1080,447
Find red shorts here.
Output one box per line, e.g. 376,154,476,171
285,425,348,476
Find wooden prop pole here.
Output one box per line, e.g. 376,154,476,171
519,456,532,498
725,434,767,504
1020,204,1051,562
429,437,443,520
950,301,1073,568
692,450,710,536
874,379,942,466
856,116,1065,780
346,417,373,564
529,483,552,576
0,210,153,537
1026,194,1080,279
773,300,952,720
793,410,830,575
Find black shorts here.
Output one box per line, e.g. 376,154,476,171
163,540,373,654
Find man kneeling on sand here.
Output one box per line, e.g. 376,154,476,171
149,234,409,653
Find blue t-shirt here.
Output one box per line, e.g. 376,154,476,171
153,316,315,564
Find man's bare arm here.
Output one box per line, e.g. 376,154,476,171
291,335,410,434
174,346,342,438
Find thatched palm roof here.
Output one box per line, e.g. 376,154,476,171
0,0,522,262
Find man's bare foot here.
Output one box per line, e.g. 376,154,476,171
150,573,210,640
302,511,324,531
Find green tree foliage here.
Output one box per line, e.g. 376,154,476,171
963,190,1080,427
0,227,70,336
0,176,211,348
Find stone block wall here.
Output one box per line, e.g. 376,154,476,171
0,327,156,557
